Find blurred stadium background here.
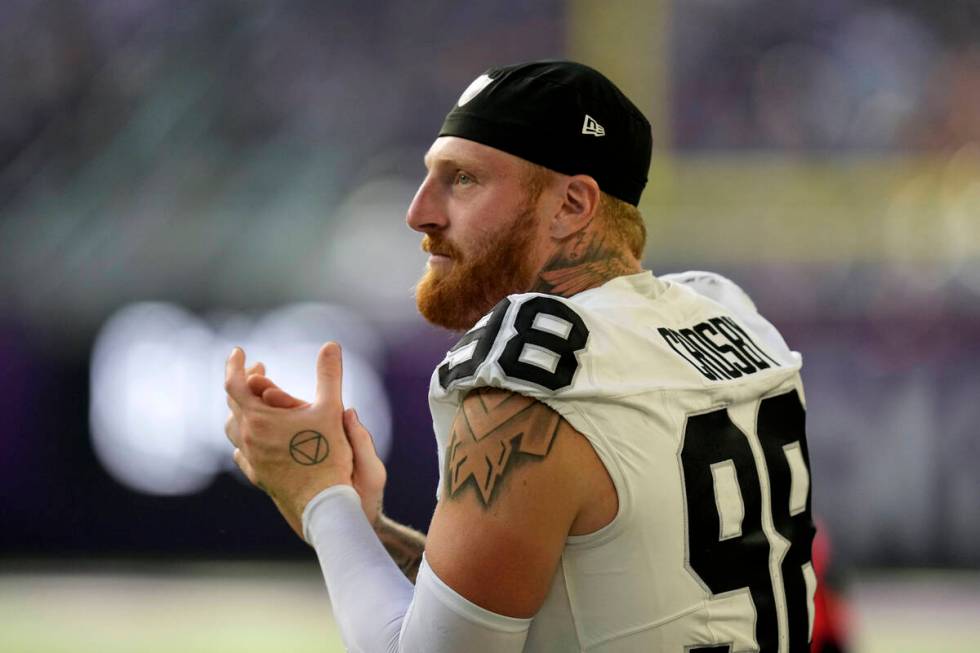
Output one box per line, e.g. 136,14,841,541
1,1,978,651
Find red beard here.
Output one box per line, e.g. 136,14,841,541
415,205,540,331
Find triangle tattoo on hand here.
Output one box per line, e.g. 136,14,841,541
289,430,329,465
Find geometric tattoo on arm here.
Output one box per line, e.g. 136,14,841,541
446,387,561,507
288,430,329,465
375,520,426,584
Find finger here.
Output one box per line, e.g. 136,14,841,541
247,373,278,397
262,386,306,409
314,341,343,408
344,408,386,488
233,448,258,485
226,394,242,417
225,413,241,448
224,347,254,406
247,374,307,408
344,408,380,458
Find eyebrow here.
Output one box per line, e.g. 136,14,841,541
423,151,483,173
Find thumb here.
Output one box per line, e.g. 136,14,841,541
344,408,385,483
315,341,343,408
344,408,380,462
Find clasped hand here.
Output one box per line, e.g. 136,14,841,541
224,342,386,540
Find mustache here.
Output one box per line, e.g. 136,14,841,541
421,235,463,260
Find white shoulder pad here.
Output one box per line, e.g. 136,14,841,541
662,270,794,363
661,270,758,315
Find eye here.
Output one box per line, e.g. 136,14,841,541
453,171,475,186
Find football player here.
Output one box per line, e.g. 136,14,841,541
225,61,817,652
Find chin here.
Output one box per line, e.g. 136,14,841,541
416,270,492,332
415,208,540,330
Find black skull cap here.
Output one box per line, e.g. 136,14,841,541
438,60,652,206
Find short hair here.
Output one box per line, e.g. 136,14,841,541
597,190,646,259
521,162,646,260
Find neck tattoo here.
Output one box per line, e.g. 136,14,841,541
530,230,638,298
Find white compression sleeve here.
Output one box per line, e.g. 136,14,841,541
302,485,532,653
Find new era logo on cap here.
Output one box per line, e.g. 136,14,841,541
582,114,605,137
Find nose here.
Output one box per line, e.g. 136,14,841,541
405,175,448,234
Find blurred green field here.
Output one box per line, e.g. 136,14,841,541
0,562,343,653
850,570,980,653
2,563,979,652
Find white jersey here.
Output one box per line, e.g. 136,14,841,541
428,271,817,653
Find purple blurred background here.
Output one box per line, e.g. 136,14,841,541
1,0,978,571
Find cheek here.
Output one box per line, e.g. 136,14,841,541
449,187,530,251
448,206,495,251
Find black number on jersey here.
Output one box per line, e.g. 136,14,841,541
437,297,590,391
498,297,589,390
437,299,511,389
681,390,815,652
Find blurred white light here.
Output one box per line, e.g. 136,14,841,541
317,177,427,323
90,302,392,496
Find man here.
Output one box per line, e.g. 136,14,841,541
225,61,816,652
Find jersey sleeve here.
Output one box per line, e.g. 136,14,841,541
427,293,595,503
432,293,592,399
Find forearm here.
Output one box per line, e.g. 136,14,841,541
303,486,531,653
375,514,426,583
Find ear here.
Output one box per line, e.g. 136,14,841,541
550,175,601,239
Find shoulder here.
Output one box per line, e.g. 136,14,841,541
426,384,615,617
661,270,797,364
660,270,760,316
429,280,720,404
435,292,593,395
442,386,579,506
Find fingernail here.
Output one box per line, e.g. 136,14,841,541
352,408,361,424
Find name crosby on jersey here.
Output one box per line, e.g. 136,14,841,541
658,316,781,381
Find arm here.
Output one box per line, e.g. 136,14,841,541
301,384,616,651
242,365,427,582
375,514,426,583
226,345,613,650
425,386,616,616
